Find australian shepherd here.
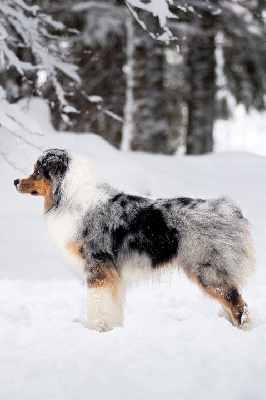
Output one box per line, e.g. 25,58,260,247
14,149,255,331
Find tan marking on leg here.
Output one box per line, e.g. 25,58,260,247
187,272,251,329
66,241,84,259
204,287,250,328
86,261,124,331
89,261,120,298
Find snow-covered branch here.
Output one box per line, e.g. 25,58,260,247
0,0,80,113
0,87,43,147
124,0,265,42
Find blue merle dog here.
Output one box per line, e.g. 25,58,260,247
14,149,255,331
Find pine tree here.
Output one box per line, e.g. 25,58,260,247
0,0,80,126
0,0,80,163
123,12,171,154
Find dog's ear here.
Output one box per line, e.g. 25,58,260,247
48,159,59,175
41,156,59,178
40,150,68,179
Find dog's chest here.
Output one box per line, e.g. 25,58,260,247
45,211,86,281
45,212,77,247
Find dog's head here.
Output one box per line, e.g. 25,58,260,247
14,149,69,211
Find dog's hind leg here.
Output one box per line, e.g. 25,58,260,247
86,260,124,332
186,268,251,330
196,279,250,330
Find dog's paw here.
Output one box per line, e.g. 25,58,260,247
85,319,114,332
240,305,252,331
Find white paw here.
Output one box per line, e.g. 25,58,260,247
85,319,114,332
240,321,252,331
240,306,252,331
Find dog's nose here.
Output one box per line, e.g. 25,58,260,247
14,179,19,187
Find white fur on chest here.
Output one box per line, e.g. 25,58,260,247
45,211,86,281
45,210,80,247
62,251,86,282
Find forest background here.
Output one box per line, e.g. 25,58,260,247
0,0,265,162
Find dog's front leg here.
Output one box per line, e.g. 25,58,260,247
86,259,124,332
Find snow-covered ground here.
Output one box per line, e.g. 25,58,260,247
1,102,266,400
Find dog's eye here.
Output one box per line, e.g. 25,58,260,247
36,169,41,175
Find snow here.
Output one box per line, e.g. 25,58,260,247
87,95,103,103
126,0,178,27
214,105,266,156
125,0,177,42
1,100,266,399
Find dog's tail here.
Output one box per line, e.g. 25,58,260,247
178,196,256,288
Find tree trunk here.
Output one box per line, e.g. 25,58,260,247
123,15,171,154
186,14,215,155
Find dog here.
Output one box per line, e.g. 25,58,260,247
14,149,255,331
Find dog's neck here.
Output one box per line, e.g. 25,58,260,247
47,153,110,214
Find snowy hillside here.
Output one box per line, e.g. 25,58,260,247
1,115,266,399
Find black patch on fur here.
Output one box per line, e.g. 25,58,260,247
121,211,129,222
111,193,122,202
162,198,205,211
163,202,172,210
126,194,145,202
199,262,211,268
177,197,193,206
103,224,109,233
178,198,206,209
53,187,62,209
31,190,38,195
225,287,239,306
83,227,89,237
112,225,127,255
112,205,180,267
190,199,205,209
91,252,114,263
111,193,145,204
234,209,244,219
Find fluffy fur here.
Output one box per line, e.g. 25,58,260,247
14,149,255,331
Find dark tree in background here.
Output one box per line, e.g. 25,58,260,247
124,13,172,154
186,12,215,155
